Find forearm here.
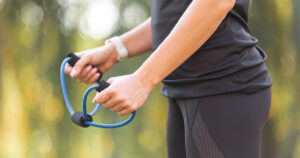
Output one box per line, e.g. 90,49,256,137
119,18,152,57
134,0,235,88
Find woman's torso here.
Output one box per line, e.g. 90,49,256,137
151,0,273,98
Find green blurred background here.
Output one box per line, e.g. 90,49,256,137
0,0,299,157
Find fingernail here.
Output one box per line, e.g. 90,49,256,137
92,98,96,103
71,70,77,76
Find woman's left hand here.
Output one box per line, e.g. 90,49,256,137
92,74,155,116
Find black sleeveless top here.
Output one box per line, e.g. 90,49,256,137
151,0,273,98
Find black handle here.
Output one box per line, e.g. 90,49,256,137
67,53,110,92
71,112,93,128
67,53,103,81
96,80,110,92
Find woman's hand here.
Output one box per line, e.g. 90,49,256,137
92,73,155,116
64,43,118,84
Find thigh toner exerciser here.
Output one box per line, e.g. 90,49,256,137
60,53,136,128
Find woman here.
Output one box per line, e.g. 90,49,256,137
65,0,273,157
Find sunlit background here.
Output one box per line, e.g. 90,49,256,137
0,0,299,157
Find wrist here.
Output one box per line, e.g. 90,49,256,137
105,36,129,61
104,42,119,64
132,69,160,91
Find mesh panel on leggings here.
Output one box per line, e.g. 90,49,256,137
191,112,226,158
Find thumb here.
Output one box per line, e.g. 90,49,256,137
71,55,92,78
107,77,117,84
64,63,72,74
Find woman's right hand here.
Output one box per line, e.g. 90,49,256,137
64,43,119,84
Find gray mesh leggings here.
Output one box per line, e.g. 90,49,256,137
166,87,272,158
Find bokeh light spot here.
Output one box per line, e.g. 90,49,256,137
79,0,119,39
33,130,53,154
21,2,44,27
138,129,162,152
0,0,5,10
123,2,148,29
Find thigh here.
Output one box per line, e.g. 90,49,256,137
176,98,226,158
167,97,187,158
179,87,272,158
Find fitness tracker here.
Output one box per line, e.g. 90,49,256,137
105,36,128,61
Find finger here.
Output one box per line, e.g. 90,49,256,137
86,73,100,84
92,89,111,104
65,52,84,75
78,65,93,82
85,68,98,83
70,55,92,78
74,52,84,58
64,64,72,74
111,105,124,112
118,108,133,116
85,67,97,79
76,66,92,82
102,98,119,109
107,77,117,84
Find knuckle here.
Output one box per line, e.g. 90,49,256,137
131,105,137,112
90,78,96,83
115,96,124,102
119,98,126,104
82,55,92,61
111,108,118,112
128,107,135,113
72,72,80,78
71,75,77,79
124,101,131,107
92,68,97,73
81,68,87,74
107,77,115,81
82,69,88,75
119,112,125,116
64,68,71,74
109,90,117,96
102,104,108,108
94,74,99,80
87,65,92,71
86,73,92,78
87,80,93,84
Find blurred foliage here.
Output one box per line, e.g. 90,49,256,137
0,0,299,157
249,0,300,157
